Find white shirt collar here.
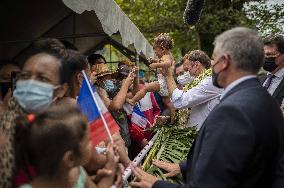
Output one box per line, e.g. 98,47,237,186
273,67,284,79
221,75,257,99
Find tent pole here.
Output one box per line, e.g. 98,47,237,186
136,53,139,85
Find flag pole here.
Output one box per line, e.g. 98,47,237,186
122,131,160,181
82,70,113,143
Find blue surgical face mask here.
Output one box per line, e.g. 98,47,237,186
103,80,116,94
13,79,58,113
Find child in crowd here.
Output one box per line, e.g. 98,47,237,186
127,33,175,122
15,104,120,188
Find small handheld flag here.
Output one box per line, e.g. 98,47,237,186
77,71,119,146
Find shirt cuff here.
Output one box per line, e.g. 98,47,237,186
171,88,183,102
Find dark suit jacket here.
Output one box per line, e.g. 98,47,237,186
153,78,283,188
259,74,284,105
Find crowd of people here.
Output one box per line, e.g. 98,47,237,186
0,26,284,188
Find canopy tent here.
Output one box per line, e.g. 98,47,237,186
0,0,154,65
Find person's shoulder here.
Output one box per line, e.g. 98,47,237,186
220,85,278,116
161,54,174,61
197,76,223,92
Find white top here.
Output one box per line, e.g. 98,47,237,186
263,68,284,95
171,76,223,130
221,75,257,100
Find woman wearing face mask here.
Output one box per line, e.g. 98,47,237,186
0,39,72,188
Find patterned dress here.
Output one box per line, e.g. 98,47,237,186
0,98,26,188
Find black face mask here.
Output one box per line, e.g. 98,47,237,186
263,57,278,72
0,82,11,99
212,69,223,88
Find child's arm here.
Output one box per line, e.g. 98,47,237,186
149,55,173,69
127,81,160,105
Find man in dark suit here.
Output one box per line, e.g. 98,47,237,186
129,27,284,188
261,35,284,188
261,34,284,106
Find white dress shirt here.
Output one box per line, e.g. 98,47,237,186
263,68,284,95
171,76,223,130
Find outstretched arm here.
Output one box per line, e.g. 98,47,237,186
127,81,160,105
109,69,136,110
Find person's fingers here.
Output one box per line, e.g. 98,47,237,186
97,168,112,176
134,166,149,177
129,181,143,187
114,164,124,187
106,143,114,155
114,155,120,163
131,166,143,180
90,175,96,181
92,168,113,182
152,160,168,170
164,172,175,178
119,163,125,173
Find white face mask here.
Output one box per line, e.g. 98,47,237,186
177,71,195,86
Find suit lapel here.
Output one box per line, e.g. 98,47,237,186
258,74,267,85
272,77,284,98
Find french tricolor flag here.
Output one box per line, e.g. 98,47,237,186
131,104,148,129
124,92,160,142
77,72,119,146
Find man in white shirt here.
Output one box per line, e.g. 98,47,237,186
261,34,284,105
167,50,223,130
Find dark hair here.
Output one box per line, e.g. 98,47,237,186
87,54,106,65
66,49,88,85
183,50,211,69
26,39,71,84
15,104,87,178
33,38,66,54
263,34,284,54
174,62,183,75
0,59,20,69
60,40,78,51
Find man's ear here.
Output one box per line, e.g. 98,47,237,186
276,53,284,66
62,151,76,168
222,55,231,70
54,83,69,98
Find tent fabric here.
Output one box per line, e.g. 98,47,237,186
0,0,153,64
62,0,154,59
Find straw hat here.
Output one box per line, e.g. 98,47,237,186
93,64,117,78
